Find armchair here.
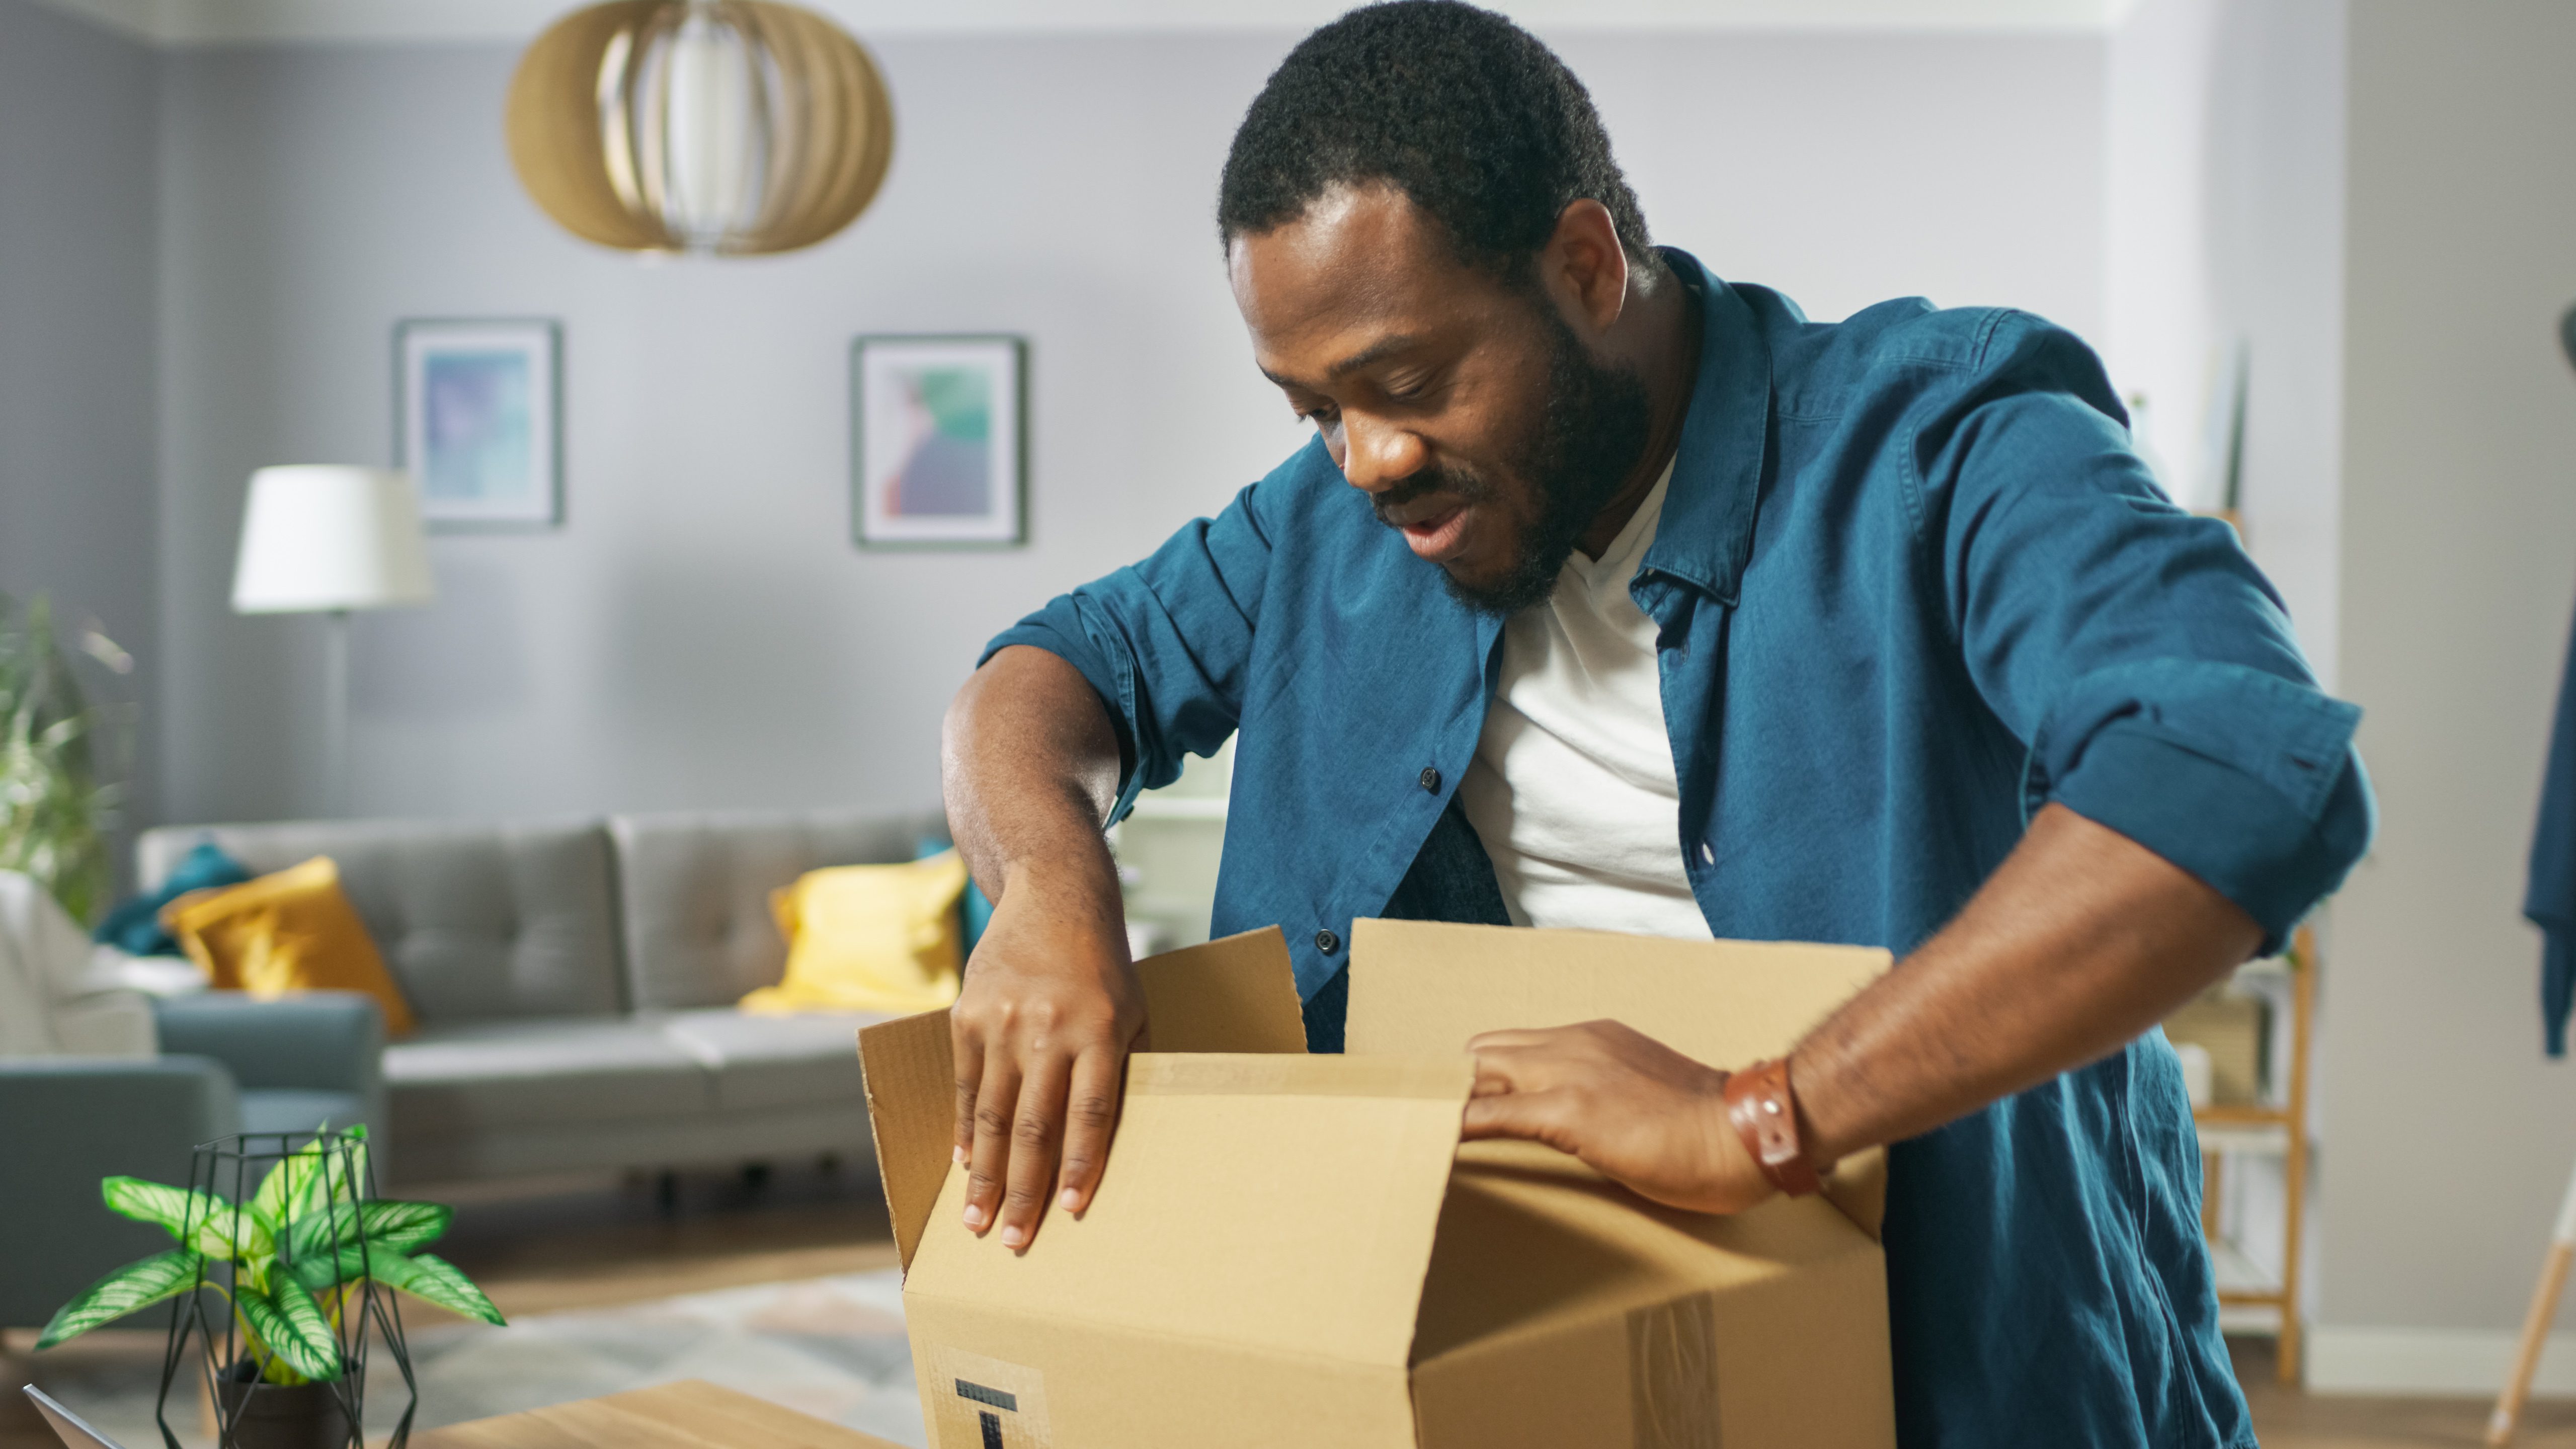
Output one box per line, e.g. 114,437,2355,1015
0,993,386,1332
0,1056,239,1331
151,991,387,1148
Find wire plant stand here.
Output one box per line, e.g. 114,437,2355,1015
153,1131,418,1449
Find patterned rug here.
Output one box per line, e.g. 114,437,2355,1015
37,1270,927,1447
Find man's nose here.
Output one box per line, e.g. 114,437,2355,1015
1337,413,1428,495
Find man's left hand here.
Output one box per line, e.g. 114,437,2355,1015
1462,1020,1776,1215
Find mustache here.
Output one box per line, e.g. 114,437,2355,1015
1369,465,1494,528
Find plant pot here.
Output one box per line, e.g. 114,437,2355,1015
212,1359,353,1449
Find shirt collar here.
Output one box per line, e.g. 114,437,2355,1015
1640,247,1772,607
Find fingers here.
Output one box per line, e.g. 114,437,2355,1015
995,1052,1072,1250
1469,1034,1580,1097
961,1051,1022,1238
1466,1027,1567,1053
1055,1048,1123,1217
951,1026,987,1166
1460,1088,1580,1151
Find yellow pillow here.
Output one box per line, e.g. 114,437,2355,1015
162,856,417,1038
740,850,970,1017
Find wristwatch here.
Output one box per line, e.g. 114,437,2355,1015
1722,1057,1823,1198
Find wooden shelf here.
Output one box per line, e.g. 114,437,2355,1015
2188,924,2316,1385
2195,1104,2292,1129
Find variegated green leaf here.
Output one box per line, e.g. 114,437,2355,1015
367,1251,505,1326
101,1178,268,1261
36,1249,204,1348
249,1136,325,1235
284,1135,370,1229
358,1198,448,1252
236,1279,342,1383
284,1199,450,1266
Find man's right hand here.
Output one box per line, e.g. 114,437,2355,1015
949,866,1148,1252
941,644,1145,1253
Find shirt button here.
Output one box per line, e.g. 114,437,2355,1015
1699,841,1716,865
1419,766,1441,794
1314,928,1341,955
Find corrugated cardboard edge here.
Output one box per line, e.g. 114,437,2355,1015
860,1006,956,1273
859,926,1308,1273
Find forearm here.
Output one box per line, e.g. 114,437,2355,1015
1792,802,2263,1162
941,644,1126,910
942,645,1150,1244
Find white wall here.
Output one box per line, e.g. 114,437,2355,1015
2308,0,2576,1394
0,0,161,847
150,27,2108,827
2103,0,2343,684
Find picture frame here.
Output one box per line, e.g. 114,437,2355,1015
851,334,1027,549
395,317,564,531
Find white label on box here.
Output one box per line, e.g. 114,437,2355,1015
921,1343,1054,1449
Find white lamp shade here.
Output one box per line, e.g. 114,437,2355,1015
231,466,437,614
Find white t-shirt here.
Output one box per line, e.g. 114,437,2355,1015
1458,460,1712,938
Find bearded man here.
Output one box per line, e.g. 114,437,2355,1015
934,4,2371,1444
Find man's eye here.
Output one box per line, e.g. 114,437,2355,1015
1297,406,1340,426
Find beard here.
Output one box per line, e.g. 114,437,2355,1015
1372,300,1656,617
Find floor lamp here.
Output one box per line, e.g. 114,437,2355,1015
230,465,436,818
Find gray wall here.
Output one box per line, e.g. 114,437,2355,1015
0,0,160,845
2313,0,2576,1385
149,29,2107,826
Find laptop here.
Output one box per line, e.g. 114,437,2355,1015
20,1386,126,1449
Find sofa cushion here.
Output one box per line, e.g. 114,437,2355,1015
164,857,419,1037
386,1018,713,1138
608,810,948,1012
656,1008,885,1112
139,820,622,1024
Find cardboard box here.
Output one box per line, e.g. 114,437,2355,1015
859,919,1897,1448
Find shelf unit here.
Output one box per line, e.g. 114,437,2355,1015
1107,741,1235,952
2189,922,2316,1385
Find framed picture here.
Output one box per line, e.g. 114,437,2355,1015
395,318,564,530
852,334,1027,548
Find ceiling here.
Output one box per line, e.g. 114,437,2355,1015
37,0,2144,47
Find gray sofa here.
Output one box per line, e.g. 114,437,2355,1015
136,809,946,1190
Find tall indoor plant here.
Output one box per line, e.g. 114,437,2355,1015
0,591,127,926
37,1125,505,1449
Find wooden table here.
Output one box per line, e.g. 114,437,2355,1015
409,1380,910,1449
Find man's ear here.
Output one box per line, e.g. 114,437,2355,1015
1541,199,1631,337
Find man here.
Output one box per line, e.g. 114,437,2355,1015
938,4,2371,1444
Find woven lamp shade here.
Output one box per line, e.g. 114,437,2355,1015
507,0,894,256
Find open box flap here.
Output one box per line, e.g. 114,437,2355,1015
1346,919,1894,1238
860,927,1309,1271
909,1053,1476,1369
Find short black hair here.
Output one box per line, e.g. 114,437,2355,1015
1217,1,1651,280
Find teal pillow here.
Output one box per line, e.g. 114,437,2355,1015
94,840,252,956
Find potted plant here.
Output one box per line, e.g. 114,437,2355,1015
35,1125,505,1449
0,590,128,927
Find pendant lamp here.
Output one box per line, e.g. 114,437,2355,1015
507,0,894,257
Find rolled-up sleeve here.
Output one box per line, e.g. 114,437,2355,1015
1922,315,2374,951
982,475,1279,823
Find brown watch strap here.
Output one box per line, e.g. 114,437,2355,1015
1723,1057,1822,1198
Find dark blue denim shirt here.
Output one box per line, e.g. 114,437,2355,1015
988,250,2371,1448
